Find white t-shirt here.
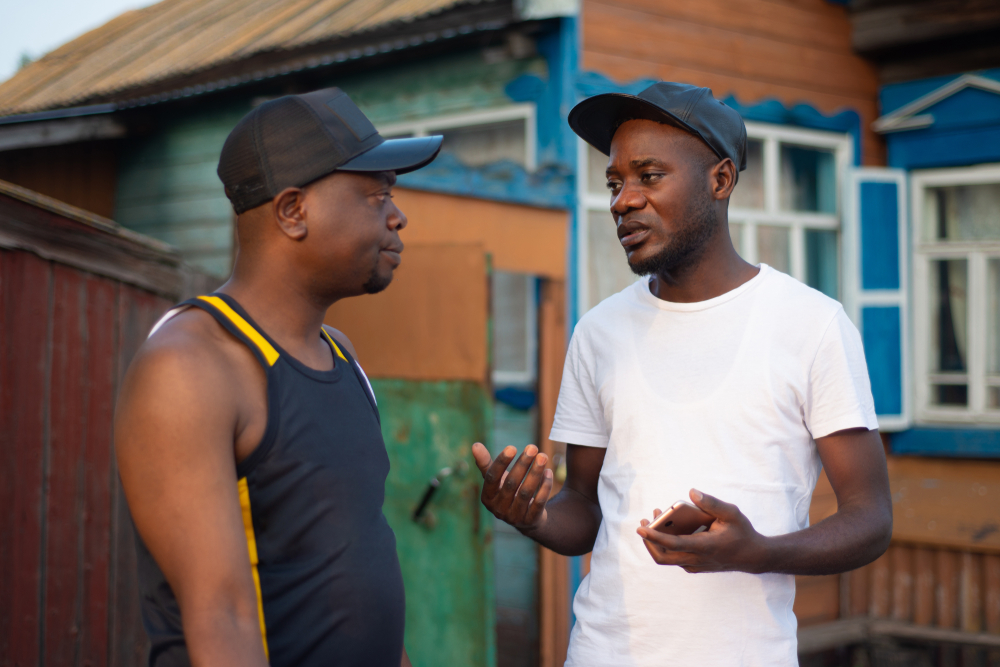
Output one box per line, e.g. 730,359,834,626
550,265,877,667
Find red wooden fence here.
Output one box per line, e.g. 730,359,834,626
0,180,187,667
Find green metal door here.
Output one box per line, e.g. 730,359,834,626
376,380,495,667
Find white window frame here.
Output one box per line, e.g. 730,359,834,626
491,272,539,387
911,162,1000,425
576,122,853,316
376,103,537,171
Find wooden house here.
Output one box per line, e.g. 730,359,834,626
0,0,997,665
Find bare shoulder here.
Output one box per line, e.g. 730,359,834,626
322,324,359,362
116,307,251,438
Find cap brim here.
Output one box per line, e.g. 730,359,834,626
339,135,443,175
568,93,698,156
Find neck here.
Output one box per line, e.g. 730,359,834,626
217,254,331,359
648,224,759,303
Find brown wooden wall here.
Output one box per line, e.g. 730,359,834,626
0,142,118,219
0,182,180,667
580,0,885,165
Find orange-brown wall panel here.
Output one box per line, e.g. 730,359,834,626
393,189,569,279
582,0,885,165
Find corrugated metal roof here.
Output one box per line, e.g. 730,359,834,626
0,0,484,117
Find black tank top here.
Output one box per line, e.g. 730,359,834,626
134,293,405,667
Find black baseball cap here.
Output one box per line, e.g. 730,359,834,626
218,87,442,214
568,82,747,173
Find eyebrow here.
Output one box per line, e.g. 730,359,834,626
606,157,669,176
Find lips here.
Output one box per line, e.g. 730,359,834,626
380,247,403,267
617,220,651,249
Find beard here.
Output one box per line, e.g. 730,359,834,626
361,263,393,294
627,193,719,277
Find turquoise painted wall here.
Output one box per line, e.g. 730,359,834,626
114,100,251,276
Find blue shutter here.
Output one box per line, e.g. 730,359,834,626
843,168,911,430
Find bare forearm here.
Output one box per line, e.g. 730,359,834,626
519,485,603,556
755,503,892,576
184,607,269,667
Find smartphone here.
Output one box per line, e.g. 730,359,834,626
647,501,715,536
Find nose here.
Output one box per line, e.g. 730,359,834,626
388,200,407,231
611,179,646,219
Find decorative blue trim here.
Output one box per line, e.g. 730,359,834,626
892,428,1000,458
860,182,900,290
494,387,537,410
397,153,573,208
861,306,903,416
880,69,1000,169
575,72,864,164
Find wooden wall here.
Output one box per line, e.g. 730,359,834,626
0,252,173,667
0,183,181,667
0,142,118,218
580,0,886,165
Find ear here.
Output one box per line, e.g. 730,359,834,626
711,158,737,201
271,187,309,241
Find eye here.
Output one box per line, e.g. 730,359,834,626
641,171,663,183
606,179,621,192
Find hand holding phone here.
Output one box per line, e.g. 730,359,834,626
646,500,715,536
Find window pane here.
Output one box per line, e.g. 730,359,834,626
729,222,743,255
924,183,1000,242
805,229,838,299
492,272,534,381
587,209,637,310
587,143,610,196
439,120,526,167
989,386,1000,410
990,258,1000,374
930,258,968,406
757,225,790,273
730,139,763,209
779,144,836,213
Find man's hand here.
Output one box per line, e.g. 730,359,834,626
636,489,769,574
472,442,554,532
636,428,892,576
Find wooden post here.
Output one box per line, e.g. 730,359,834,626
984,553,1000,634
936,549,959,629
869,548,892,617
913,546,935,626
892,545,913,621
959,552,982,633
849,565,870,617
537,279,569,667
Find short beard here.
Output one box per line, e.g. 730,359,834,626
627,193,719,277
361,265,393,294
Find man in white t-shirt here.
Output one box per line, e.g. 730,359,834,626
471,82,892,666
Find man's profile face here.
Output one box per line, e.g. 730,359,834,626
605,119,721,277
302,170,406,297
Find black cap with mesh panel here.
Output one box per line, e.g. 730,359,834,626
568,82,747,173
218,87,442,214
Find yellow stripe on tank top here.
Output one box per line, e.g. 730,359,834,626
197,296,279,366
321,328,348,362
237,477,270,660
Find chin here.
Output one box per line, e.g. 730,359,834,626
362,269,394,294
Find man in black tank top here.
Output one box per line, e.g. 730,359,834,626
114,89,442,667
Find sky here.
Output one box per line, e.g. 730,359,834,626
0,0,157,84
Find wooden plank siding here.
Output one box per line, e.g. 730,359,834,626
114,103,248,278
0,142,118,219
1,184,182,666
580,0,885,165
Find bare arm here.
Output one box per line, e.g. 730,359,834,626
472,442,606,556
114,327,269,667
636,427,892,575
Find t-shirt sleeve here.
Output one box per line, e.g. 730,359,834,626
805,307,879,439
548,330,610,448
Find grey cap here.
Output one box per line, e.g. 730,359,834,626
568,82,747,172
218,87,442,214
